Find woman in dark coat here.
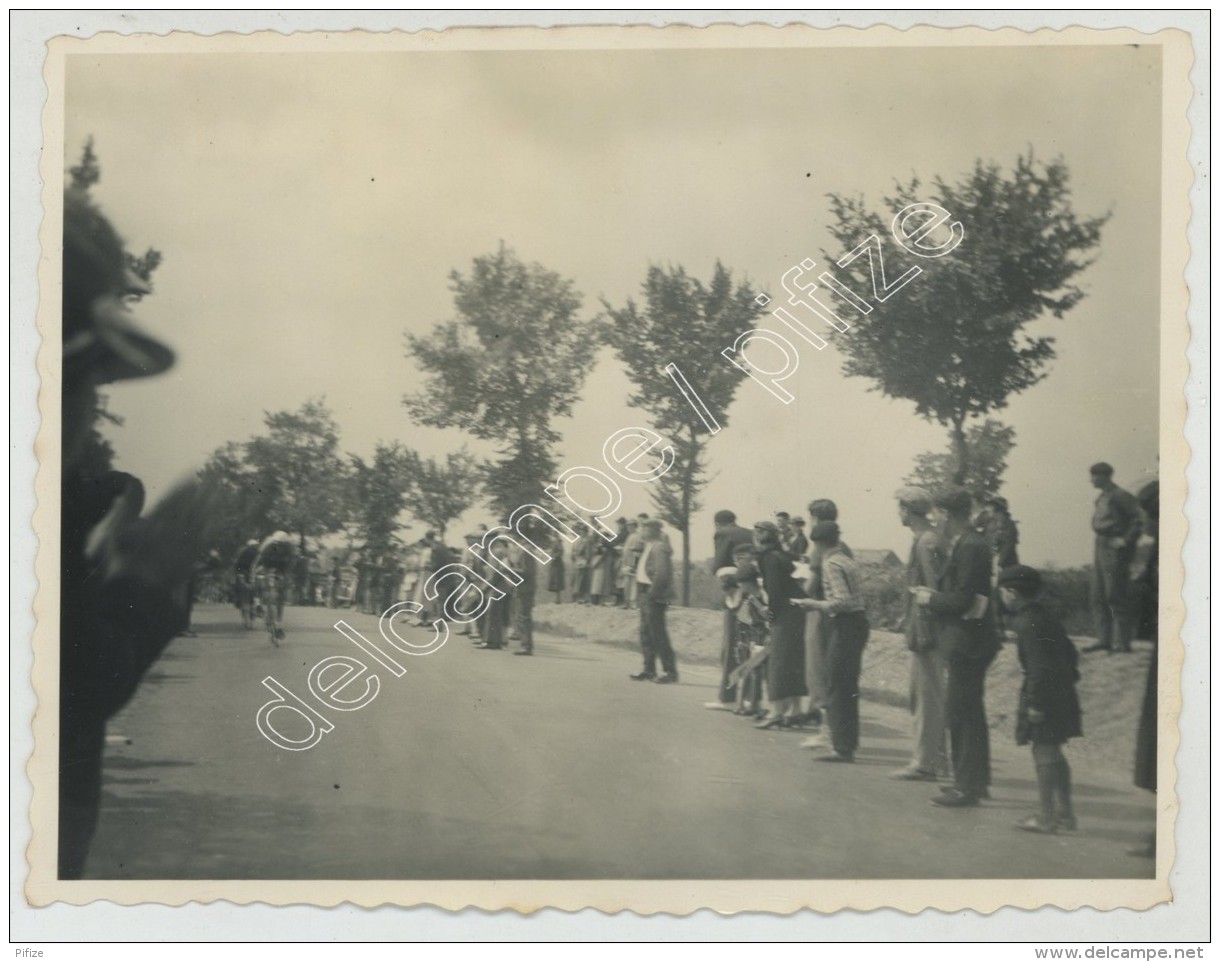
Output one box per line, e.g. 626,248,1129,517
998,565,1082,834
752,521,808,729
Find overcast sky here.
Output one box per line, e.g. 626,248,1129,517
63,40,1162,567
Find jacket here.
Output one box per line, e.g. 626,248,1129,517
639,539,675,604
927,528,999,661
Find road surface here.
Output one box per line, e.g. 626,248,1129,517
84,603,1156,880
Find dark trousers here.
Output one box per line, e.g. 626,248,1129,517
825,611,869,755
638,584,676,676
946,649,996,796
718,607,740,702
514,590,534,653
482,597,507,648
1091,538,1133,651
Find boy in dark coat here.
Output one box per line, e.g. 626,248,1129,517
998,565,1083,834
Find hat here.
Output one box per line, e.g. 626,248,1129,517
987,495,1010,511
752,520,779,535
62,188,174,385
713,509,737,525
641,518,662,530
1089,462,1114,477
997,564,1042,594
792,518,805,527
809,520,840,543
894,486,932,515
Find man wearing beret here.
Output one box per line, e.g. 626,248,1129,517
914,486,1001,807
1083,462,1142,653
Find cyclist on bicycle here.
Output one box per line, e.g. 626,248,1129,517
233,538,260,629
253,530,296,642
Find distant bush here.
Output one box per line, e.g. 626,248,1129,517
857,562,908,632
1038,565,1093,635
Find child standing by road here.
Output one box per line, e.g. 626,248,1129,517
998,565,1083,834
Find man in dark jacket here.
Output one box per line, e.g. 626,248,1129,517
60,185,214,877
915,486,1001,807
706,509,755,708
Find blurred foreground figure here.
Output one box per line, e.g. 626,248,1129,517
59,186,213,878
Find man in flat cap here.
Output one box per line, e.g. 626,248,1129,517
891,486,948,782
630,518,679,684
1084,462,1142,653
60,184,215,877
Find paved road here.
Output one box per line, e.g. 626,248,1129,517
85,604,1155,880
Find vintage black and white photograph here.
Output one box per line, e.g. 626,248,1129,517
24,17,1199,921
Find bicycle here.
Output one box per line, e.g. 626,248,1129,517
262,570,286,647
236,574,258,629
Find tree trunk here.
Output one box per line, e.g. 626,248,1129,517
950,417,969,486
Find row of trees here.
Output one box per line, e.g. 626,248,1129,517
185,151,1103,599
398,152,1104,603
198,399,484,561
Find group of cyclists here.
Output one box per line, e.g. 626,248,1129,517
232,531,297,646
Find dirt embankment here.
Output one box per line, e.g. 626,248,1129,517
533,602,1154,777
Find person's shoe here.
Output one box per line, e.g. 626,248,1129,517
755,713,785,730
474,643,502,650
654,673,679,685
936,785,985,799
891,767,938,782
703,702,735,711
629,671,656,681
800,735,832,751
1054,814,1078,833
513,650,533,656
1016,814,1056,834
815,751,854,763
275,628,285,641
932,789,979,807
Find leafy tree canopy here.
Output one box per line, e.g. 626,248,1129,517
403,243,603,514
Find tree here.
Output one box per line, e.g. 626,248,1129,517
348,442,413,557
905,418,1017,502
403,243,602,515
68,137,101,192
399,447,483,541
196,441,275,560
243,398,351,550
66,140,163,475
825,152,1108,483
604,263,765,605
